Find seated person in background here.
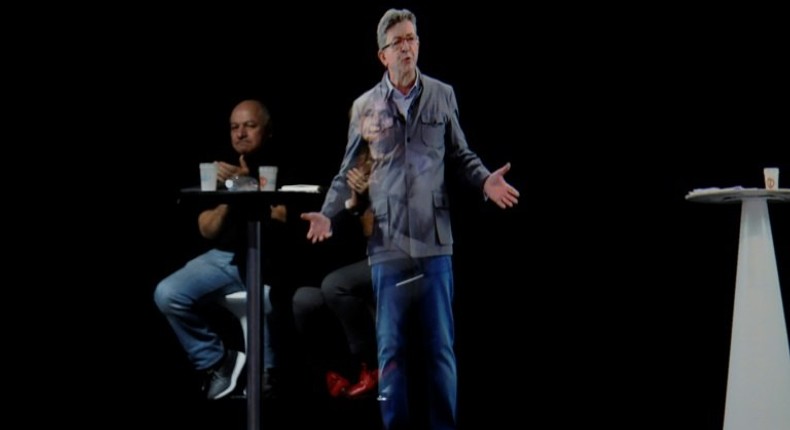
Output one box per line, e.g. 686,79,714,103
293,136,378,399
154,99,284,400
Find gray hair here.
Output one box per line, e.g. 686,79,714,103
376,8,417,50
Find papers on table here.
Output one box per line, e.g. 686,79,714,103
278,184,322,193
686,186,744,198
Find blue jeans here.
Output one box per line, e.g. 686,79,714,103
372,255,457,430
154,249,274,371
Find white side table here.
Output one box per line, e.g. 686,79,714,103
686,188,790,430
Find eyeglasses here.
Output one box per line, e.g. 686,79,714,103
381,35,419,50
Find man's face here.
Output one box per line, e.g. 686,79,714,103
378,20,419,76
230,103,266,155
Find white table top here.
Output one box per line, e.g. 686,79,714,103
685,187,790,203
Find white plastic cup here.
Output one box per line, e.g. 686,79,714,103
763,167,779,190
199,162,218,191
259,166,278,191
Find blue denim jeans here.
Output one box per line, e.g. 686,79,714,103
154,249,274,371
372,255,457,430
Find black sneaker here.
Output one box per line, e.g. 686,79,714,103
205,350,246,400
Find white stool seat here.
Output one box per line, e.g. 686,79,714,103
220,291,249,350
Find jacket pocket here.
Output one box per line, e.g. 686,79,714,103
372,198,390,247
433,192,453,245
419,112,446,147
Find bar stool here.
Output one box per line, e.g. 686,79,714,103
220,290,249,352
219,285,274,397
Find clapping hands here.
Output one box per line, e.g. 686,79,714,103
216,155,250,182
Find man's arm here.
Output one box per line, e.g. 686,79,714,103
444,88,490,190
198,204,229,239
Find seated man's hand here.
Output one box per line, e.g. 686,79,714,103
216,155,250,181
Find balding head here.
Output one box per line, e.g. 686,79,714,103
230,99,271,155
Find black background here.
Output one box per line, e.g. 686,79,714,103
29,3,787,429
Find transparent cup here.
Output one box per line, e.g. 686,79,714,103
199,162,218,191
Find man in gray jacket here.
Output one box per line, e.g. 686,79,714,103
301,8,519,430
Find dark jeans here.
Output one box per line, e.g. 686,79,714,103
372,255,457,430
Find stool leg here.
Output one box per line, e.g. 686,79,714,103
263,285,274,370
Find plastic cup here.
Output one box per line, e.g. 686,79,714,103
259,166,278,191
200,162,218,191
764,167,779,190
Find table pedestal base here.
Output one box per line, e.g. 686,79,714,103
724,199,790,430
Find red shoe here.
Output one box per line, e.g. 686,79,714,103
326,371,350,398
346,363,378,399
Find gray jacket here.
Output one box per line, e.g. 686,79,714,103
322,72,490,264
